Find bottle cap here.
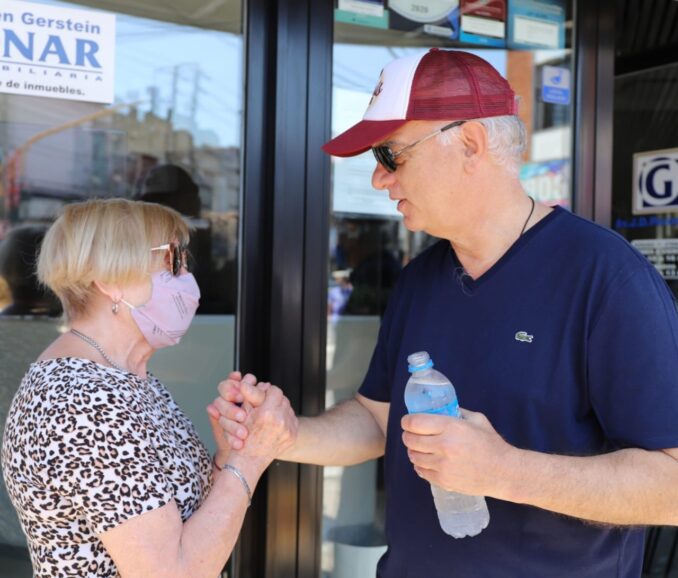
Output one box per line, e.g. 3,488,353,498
408,359,433,372
407,351,434,373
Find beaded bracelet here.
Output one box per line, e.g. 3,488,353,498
213,456,252,507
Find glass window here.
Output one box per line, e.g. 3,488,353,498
0,1,243,575
323,2,575,576
612,62,678,299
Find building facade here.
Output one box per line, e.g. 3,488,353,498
0,0,676,576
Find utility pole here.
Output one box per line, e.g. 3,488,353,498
166,64,180,155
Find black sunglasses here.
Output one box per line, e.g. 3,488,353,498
151,242,189,276
372,120,467,172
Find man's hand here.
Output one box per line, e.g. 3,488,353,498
401,408,517,498
207,372,275,451
230,381,298,466
209,371,298,467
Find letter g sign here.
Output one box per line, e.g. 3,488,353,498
633,148,678,214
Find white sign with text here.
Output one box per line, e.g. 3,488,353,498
0,0,116,103
632,239,678,280
633,147,678,215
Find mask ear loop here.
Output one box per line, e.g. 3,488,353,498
119,272,160,312
119,298,135,311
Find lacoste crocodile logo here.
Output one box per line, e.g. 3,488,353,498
515,331,534,343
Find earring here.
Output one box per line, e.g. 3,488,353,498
112,301,119,315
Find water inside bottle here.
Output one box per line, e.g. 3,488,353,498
424,398,460,417
404,384,460,416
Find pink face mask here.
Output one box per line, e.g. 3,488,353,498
122,270,201,349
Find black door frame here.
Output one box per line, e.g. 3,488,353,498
236,1,615,576
235,0,332,576
572,0,615,226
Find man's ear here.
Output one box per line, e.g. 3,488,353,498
458,121,489,171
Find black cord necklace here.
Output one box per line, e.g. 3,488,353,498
520,196,536,237
452,195,537,293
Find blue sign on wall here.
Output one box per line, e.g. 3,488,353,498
541,65,570,105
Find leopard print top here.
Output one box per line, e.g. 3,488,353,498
1,357,213,577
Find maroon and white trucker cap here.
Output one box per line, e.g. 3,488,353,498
322,48,518,158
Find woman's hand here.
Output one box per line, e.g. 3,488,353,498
207,371,246,463
208,373,267,451
208,372,297,467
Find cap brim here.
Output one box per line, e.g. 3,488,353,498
322,119,408,157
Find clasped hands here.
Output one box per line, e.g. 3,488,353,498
207,372,298,468
208,372,515,500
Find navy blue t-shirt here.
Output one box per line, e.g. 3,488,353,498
359,206,678,578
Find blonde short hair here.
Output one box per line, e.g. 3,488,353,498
37,198,190,319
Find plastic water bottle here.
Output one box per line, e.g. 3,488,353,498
404,351,490,538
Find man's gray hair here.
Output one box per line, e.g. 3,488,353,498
437,115,527,176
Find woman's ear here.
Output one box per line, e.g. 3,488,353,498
92,279,122,304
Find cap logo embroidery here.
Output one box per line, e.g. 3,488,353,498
368,74,384,107
515,331,534,343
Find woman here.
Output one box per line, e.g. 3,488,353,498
1,199,296,577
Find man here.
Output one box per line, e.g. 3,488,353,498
212,49,678,577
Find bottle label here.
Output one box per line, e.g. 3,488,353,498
424,398,460,418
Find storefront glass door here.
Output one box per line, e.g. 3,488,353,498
0,1,243,576
612,62,678,300
611,53,678,578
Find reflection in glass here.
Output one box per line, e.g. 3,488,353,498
0,225,61,317
0,2,242,576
